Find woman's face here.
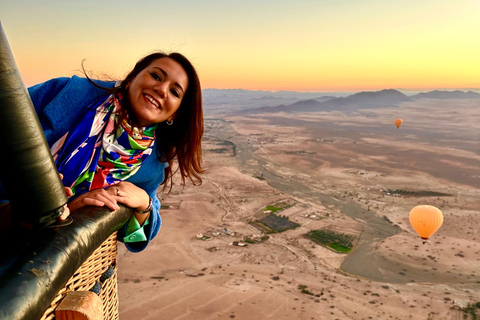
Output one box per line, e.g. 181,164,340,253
128,57,189,127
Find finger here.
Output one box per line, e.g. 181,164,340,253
90,193,120,210
65,187,73,197
108,187,127,204
81,198,106,207
67,196,107,214
59,173,64,180
58,204,70,220
107,186,123,197
96,188,118,203
102,200,120,211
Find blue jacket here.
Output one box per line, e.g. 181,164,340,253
26,76,164,252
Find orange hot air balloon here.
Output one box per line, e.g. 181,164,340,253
409,205,443,244
394,118,403,129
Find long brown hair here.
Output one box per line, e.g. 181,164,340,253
87,52,204,190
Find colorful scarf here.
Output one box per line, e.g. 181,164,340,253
50,93,157,198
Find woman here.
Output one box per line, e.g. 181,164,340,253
26,52,203,252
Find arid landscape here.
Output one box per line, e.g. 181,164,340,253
117,93,480,320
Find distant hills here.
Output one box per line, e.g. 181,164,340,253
226,89,480,115
316,89,411,110
201,88,480,115
202,89,349,114
410,90,480,100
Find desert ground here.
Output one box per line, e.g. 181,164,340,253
117,99,480,320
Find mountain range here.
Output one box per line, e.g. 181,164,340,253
410,90,480,100
227,89,480,115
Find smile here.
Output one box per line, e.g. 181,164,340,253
144,94,161,109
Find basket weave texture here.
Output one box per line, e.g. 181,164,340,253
40,231,119,320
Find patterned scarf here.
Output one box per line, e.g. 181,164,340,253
50,93,157,198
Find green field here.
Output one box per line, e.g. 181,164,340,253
264,205,282,213
306,229,356,253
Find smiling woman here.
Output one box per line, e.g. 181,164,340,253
127,57,189,127
0,51,204,253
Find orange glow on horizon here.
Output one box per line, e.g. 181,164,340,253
4,0,479,93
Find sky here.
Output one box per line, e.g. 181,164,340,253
0,0,479,92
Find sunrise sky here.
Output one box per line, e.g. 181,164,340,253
1,0,479,92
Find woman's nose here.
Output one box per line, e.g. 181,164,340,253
154,83,167,98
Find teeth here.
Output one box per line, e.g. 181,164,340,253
145,94,160,108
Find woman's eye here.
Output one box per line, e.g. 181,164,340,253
150,72,162,81
170,89,180,98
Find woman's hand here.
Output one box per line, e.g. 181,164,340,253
61,179,150,225
107,182,150,212
67,188,120,215
107,182,151,226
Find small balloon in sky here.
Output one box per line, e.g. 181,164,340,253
409,205,443,244
394,118,403,129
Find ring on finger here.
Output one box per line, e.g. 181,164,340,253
116,188,120,196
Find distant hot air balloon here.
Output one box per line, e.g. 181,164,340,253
409,205,443,244
394,118,403,129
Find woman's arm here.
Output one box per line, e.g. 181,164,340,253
28,76,116,146
28,77,71,115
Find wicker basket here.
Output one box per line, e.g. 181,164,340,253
40,232,119,320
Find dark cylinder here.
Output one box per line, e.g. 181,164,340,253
0,22,67,224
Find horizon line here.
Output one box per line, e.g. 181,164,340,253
203,87,480,93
